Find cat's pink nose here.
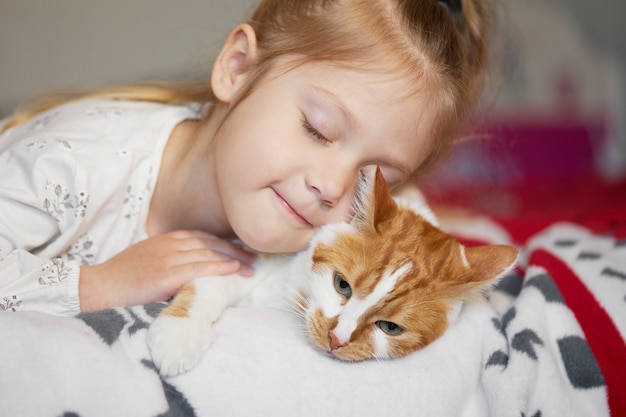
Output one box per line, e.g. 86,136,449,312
329,331,347,350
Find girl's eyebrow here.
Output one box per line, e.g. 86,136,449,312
310,85,356,130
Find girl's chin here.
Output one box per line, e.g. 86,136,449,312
235,225,312,254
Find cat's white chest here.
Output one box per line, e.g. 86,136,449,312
234,253,303,308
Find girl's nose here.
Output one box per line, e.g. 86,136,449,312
306,165,355,207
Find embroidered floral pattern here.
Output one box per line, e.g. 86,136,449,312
38,259,71,286
43,181,90,221
123,185,144,222
26,138,72,151
0,295,22,312
64,235,97,265
86,106,124,118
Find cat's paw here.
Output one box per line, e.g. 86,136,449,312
147,315,214,377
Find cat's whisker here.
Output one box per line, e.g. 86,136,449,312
367,348,382,364
269,293,307,317
277,290,307,307
271,299,309,321
274,305,307,319
287,307,305,317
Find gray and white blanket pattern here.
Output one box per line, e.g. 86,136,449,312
1,221,624,417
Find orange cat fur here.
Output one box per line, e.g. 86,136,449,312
148,168,519,376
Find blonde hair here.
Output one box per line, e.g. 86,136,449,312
2,0,494,176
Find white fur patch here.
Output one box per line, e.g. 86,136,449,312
305,222,358,319
394,196,439,227
373,328,390,358
446,300,464,325
148,314,214,377
459,245,470,268
309,268,345,318
309,222,354,250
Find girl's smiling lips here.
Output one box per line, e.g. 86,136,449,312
271,188,313,227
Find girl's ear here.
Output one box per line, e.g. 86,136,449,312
211,24,258,103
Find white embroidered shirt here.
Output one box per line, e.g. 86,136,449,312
0,99,198,315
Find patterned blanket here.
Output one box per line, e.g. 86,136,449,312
1,184,625,417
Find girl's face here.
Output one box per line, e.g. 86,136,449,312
212,61,435,253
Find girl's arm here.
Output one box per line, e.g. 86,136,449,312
0,116,95,315
0,230,256,315
0,151,86,315
0,249,81,315
78,230,256,312
0,198,257,315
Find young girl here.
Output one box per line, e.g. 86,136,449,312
0,0,495,316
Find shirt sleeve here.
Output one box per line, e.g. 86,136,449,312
0,250,81,315
0,125,88,316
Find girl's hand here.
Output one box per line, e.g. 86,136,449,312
79,230,257,312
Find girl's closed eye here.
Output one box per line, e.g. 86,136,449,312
301,117,331,144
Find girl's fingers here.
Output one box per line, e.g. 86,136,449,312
172,259,250,282
169,232,257,264
174,248,254,268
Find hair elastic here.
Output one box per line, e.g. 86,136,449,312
437,0,463,18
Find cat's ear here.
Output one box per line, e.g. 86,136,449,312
356,167,398,232
353,167,396,231
460,244,519,287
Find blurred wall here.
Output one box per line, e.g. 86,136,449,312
547,0,626,66
1,0,624,119
493,0,626,176
0,0,257,117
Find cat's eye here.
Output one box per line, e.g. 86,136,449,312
333,272,352,298
376,320,404,336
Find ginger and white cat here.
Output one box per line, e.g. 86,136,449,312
148,168,519,377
